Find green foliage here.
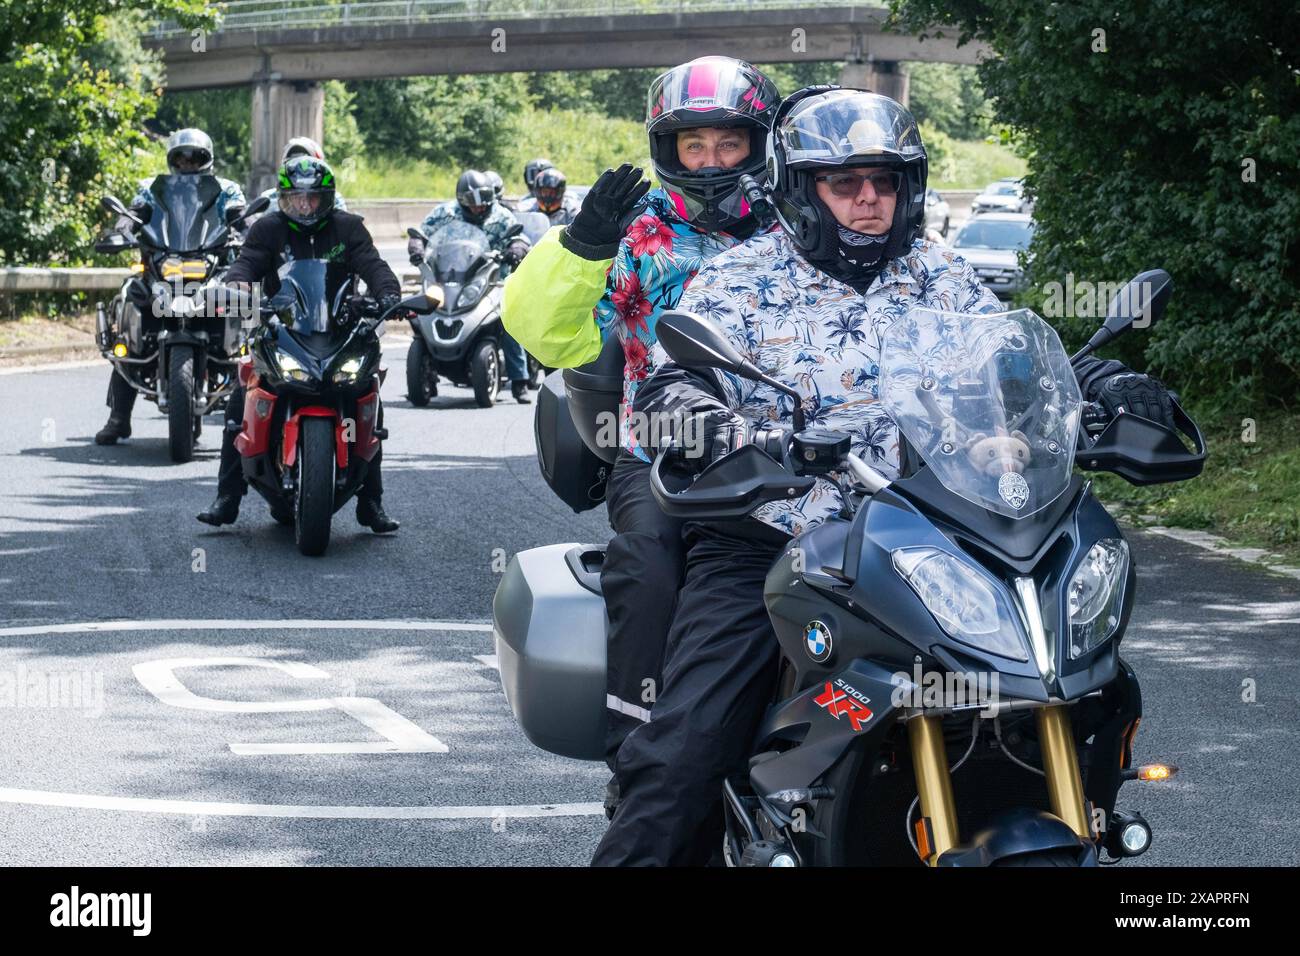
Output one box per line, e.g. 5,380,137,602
908,63,994,140
0,0,212,265
890,0,1300,407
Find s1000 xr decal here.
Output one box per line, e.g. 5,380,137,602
815,679,874,732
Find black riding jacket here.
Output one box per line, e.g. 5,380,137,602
225,210,401,300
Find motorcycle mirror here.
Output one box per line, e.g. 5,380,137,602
407,227,425,241
505,223,524,239
101,195,128,217
229,195,271,226
1072,269,1172,362
656,310,807,430
402,289,441,315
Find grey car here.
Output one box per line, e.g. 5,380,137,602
971,178,1032,216
950,212,1034,300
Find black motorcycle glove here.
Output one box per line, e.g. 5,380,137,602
501,238,530,267
1074,356,1176,430
561,163,652,260
407,234,427,266
663,408,751,475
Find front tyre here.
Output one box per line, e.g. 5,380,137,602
405,337,435,407
167,345,196,463
469,339,499,407
294,416,335,556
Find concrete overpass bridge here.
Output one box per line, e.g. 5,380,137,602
146,0,989,192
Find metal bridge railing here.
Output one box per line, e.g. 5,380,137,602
151,0,881,39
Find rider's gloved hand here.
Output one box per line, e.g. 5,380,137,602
1075,356,1176,430
378,293,406,318
562,163,652,259
664,408,750,474
502,238,530,267
1096,373,1177,429
407,234,428,265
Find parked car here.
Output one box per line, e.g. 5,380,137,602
950,212,1034,300
971,178,1032,215
923,187,951,236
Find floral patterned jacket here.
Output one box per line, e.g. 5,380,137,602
419,200,520,254
501,187,749,460
646,227,1003,536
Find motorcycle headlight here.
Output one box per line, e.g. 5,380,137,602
276,350,309,382
333,354,365,384
892,547,1027,661
1067,538,1129,659
459,272,489,306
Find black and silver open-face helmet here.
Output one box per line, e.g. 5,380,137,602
767,87,928,263
456,170,496,225
166,128,215,175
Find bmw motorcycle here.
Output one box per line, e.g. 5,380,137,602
494,271,1206,866
94,179,270,462
404,221,541,408
227,260,437,555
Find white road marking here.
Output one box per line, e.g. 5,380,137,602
1142,525,1300,581
0,618,494,637
473,654,499,669
133,656,449,755
0,787,604,819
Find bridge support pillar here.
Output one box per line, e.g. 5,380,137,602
249,77,324,197
839,60,910,107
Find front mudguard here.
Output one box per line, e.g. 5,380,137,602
935,808,1097,866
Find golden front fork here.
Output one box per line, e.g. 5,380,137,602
908,703,1093,865
1036,703,1092,839
908,714,960,866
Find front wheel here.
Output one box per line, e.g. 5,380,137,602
294,416,336,556
405,337,436,407
469,339,499,407
167,346,196,463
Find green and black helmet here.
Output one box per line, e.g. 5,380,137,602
278,156,337,230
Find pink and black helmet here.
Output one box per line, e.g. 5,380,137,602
645,56,780,233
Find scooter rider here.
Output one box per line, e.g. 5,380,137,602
517,168,580,225
594,87,1181,866
501,55,781,810
196,156,404,533
410,170,534,402
94,128,246,446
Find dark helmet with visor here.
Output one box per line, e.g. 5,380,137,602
523,158,553,196
645,56,780,233
166,128,215,175
277,156,337,231
767,87,928,265
485,170,505,201
534,168,567,213
456,170,496,225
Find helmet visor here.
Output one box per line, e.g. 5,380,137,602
278,188,334,227
647,57,776,127
169,148,212,173
779,90,925,168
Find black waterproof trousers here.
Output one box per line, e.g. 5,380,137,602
592,523,786,866
215,384,384,500
104,368,138,422
599,453,686,770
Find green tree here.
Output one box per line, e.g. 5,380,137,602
890,0,1300,405
0,0,212,265
154,87,250,184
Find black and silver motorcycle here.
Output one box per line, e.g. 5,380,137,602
94,178,269,462
404,221,541,407
494,271,1206,866
228,260,437,556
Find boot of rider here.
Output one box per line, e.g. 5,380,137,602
197,394,247,526
95,373,137,445
356,446,398,533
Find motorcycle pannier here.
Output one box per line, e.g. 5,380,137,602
534,371,611,513
493,543,609,761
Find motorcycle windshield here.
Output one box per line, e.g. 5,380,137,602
879,308,1082,519
517,211,552,246
427,221,490,284
140,174,224,253
269,259,350,334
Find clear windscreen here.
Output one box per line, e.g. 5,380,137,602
517,212,552,246
141,174,224,252
269,259,350,334
879,308,1082,519
427,221,490,283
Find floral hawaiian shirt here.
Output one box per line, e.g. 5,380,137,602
666,227,1003,536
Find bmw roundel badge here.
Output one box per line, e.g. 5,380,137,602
804,620,833,663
